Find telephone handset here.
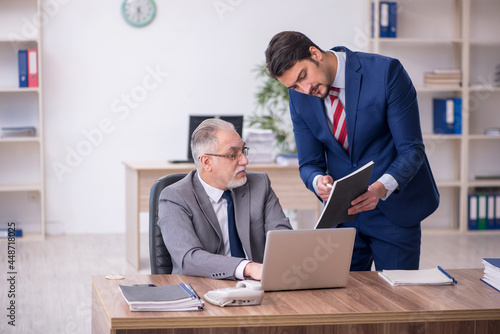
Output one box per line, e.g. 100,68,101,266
203,280,264,307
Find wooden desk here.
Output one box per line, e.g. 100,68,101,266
92,269,500,334
124,161,319,270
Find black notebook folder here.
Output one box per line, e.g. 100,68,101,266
119,283,204,311
315,161,374,229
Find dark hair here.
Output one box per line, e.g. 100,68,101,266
265,31,323,79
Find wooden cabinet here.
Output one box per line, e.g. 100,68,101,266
368,0,500,233
0,0,45,236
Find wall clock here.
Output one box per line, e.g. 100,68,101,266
121,0,156,27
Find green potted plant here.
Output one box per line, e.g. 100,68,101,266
247,63,296,154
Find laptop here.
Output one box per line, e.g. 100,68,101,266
260,228,356,291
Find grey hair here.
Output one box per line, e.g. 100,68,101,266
191,118,235,169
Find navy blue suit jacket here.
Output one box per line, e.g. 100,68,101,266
289,47,439,227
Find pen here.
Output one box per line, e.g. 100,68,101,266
180,282,197,299
186,283,201,300
326,183,333,189
437,266,458,285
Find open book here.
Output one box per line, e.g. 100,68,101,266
315,161,374,229
119,283,204,311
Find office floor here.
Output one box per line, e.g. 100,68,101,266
0,232,499,334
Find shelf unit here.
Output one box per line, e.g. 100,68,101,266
368,0,500,233
0,0,45,237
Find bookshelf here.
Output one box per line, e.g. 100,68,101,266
0,0,45,237
368,0,500,233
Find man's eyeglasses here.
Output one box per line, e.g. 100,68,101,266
203,147,249,161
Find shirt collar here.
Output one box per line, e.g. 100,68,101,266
197,172,225,203
329,50,346,89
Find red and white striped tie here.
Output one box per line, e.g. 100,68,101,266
329,87,349,153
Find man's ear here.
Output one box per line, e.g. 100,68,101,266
309,46,323,61
199,155,212,172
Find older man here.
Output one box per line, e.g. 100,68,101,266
158,118,292,280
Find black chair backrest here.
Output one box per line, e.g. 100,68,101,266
149,173,187,274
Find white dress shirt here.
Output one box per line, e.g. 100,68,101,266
197,173,249,279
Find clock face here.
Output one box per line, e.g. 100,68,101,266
121,0,156,27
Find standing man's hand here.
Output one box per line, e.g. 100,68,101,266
316,175,334,202
348,181,387,215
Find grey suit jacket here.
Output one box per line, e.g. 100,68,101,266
157,170,292,280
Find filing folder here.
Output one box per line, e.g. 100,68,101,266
487,194,496,229
379,2,397,38
433,98,462,134
18,50,28,88
477,194,487,230
27,49,38,88
496,194,500,229
468,194,477,230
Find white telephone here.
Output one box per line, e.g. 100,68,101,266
203,280,264,307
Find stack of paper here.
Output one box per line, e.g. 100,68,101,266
378,267,456,286
275,154,299,166
243,129,276,163
119,283,204,311
424,69,461,87
481,258,500,292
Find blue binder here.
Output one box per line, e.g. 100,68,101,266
18,49,28,87
379,2,397,38
487,194,496,229
478,194,487,230
433,98,462,134
496,194,500,229
468,194,478,230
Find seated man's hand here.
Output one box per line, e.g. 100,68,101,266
243,262,262,281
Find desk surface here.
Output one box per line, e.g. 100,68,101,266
92,269,500,333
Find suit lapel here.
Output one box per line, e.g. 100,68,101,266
343,48,362,162
192,173,224,252
304,96,340,152
232,183,252,259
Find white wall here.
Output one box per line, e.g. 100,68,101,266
42,0,368,234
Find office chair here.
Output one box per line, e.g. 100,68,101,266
149,173,187,274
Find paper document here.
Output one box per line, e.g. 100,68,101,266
378,267,456,286
315,161,374,229
119,283,204,311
